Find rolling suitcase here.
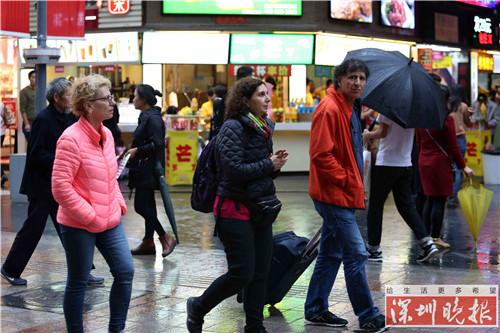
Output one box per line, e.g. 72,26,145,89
237,228,322,305
265,228,321,305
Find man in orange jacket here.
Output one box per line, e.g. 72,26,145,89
304,59,385,332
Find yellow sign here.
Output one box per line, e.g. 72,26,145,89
166,130,198,185
465,129,492,177
478,54,493,72
432,55,452,69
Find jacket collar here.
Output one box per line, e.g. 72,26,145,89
327,87,353,117
78,116,106,145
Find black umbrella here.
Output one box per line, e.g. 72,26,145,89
155,161,180,244
345,48,447,129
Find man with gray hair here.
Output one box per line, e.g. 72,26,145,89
1,78,103,286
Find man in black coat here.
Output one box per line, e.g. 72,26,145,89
1,78,104,286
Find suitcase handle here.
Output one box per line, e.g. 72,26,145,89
303,228,321,257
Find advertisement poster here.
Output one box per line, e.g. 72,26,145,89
1,97,18,129
166,130,198,185
162,0,302,16
465,129,492,177
381,0,415,29
330,0,372,23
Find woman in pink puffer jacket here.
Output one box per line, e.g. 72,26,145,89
52,74,134,333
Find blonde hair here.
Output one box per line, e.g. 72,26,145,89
72,74,111,117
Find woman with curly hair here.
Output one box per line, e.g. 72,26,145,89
52,74,134,333
186,77,288,333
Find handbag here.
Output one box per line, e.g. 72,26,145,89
425,129,457,178
246,195,282,226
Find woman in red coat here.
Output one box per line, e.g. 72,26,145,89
416,86,473,249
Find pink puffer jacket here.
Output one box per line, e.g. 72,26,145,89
52,116,126,233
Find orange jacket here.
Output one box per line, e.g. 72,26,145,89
309,88,365,209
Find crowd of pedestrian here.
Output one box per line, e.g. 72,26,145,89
2,56,495,333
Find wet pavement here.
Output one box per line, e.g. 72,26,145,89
1,175,499,333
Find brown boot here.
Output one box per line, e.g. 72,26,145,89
159,233,177,257
131,239,156,255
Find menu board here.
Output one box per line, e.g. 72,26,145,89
162,0,302,16
381,0,415,29
330,0,372,23
19,32,139,64
230,34,314,65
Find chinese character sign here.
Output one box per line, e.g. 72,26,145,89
108,0,131,15
465,129,492,177
386,285,498,327
167,130,198,185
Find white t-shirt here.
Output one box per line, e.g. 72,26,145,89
375,114,414,167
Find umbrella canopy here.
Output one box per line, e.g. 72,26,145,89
457,181,493,243
345,48,447,129
155,161,180,244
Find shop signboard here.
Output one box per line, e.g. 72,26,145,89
143,32,229,64
19,32,139,64
166,130,198,186
417,49,433,71
108,0,130,15
432,53,453,69
456,0,500,8
380,0,415,29
229,64,292,77
162,0,302,16
47,0,85,38
478,53,494,72
1,97,18,129
330,0,372,23
230,34,314,65
0,0,29,37
472,15,494,46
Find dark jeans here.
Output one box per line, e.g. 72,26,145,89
134,187,166,240
452,134,467,198
423,196,447,239
305,200,379,324
198,217,273,331
367,166,428,247
2,196,61,277
60,223,134,333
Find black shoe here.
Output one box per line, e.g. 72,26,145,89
186,297,204,333
367,249,383,262
1,267,27,286
360,314,386,332
417,243,439,263
305,311,348,327
87,274,105,285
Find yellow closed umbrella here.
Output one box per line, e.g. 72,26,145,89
457,179,494,243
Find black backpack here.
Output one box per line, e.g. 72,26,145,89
191,137,219,213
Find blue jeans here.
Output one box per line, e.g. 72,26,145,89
305,200,379,324
60,223,134,333
452,135,467,198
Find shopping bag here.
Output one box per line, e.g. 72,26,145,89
457,179,493,242
363,148,371,199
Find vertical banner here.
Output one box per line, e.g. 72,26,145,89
0,0,30,37
47,0,85,38
465,129,492,177
166,130,198,185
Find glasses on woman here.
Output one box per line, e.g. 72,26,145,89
89,95,115,103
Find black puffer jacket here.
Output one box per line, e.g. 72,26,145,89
128,107,165,189
215,114,276,203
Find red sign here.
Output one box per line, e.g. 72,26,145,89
229,65,292,77
108,0,130,15
47,0,85,38
417,49,433,71
54,65,65,73
1,97,18,129
0,1,29,37
104,65,115,72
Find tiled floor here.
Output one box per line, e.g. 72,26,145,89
1,175,499,332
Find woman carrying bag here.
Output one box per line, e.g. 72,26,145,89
128,84,176,257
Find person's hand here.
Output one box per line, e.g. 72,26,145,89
271,149,288,171
362,129,372,144
463,166,474,177
127,147,138,159
24,123,31,132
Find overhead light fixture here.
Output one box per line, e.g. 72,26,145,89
486,50,500,56
85,15,97,21
416,44,462,52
